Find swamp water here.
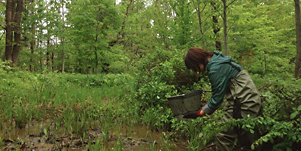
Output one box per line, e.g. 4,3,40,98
0,120,188,151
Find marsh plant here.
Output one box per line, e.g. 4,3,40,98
1,48,301,151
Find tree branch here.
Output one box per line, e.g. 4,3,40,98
201,4,207,13
227,0,237,8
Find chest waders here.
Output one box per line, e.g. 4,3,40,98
228,62,243,119
215,63,262,151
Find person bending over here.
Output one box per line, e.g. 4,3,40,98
183,47,262,151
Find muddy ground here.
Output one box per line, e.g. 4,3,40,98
0,120,189,151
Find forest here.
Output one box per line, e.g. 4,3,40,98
0,0,301,150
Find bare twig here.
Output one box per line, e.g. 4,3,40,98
227,0,237,8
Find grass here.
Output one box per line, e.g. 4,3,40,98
0,70,138,133
0,70,180,150
5,68,291,151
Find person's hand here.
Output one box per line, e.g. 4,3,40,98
183,110,205,119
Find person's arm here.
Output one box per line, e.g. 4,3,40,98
202,72,229,115
183,72,229,119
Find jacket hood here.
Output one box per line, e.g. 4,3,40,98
206,51,232,70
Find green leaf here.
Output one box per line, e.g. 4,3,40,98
263,137,269,142
269,137,274,143
250,129,254,134
298,105,301,111
292,135,297,141
290,111,299,119
286,148,293,151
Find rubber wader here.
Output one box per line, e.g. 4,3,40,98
215,69,262,151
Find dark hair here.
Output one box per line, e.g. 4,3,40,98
184,47,214,72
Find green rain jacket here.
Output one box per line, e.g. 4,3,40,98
202,51,243,115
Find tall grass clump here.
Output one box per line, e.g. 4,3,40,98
0,61,139,139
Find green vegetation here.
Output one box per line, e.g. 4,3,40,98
1,0,301,150
1,47,301,150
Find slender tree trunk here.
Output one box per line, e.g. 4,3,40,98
12,0,24,67
295,0,301,78
51,52,54,71
47,39,50,69
119,0,133,39
211,2,222,51
86,59,91,74
29,0,35,72
61,0,65,72
30,36,35,71
39,40,43,70
196,1,206,49
61,37,65,72
5,0,13,64
94,34,99,74
263,51,267,74
222,0,228,55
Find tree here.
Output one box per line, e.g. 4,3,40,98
67,0,121,73
0,1,6,58
5,0,23,66
294,0,301,78
222,0,236,55
193,0,207,49
170,0,194,48
22,0,36,71
119,0,133,40
5,0,13,65
228,0,295,76
148,0,173,50
211,1,222,51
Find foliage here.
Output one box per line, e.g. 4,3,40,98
194,77,301,150
135,48,203,110
228,0,295,76
65,0,122,73
0,64,137,133
0,0,296,78
133,47,301,150
1,0,301,150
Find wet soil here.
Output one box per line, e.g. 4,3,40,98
0,120,188,151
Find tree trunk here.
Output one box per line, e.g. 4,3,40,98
12,0,24,67
47,39,50,69
62,37,65,72
222,0,228,55
29,0,35,72
39,40,42,70
94,34,99,74
196,1,206,49
61,0,65,72
295,0,301,78
211,2,222,51
119,0,133,39
30,23,35,72
30,45,34,71
5,0,24,67
5,0,13,64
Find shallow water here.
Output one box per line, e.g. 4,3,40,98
0,120,188,151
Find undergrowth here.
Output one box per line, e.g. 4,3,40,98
134,48,301,150
1,47,301,150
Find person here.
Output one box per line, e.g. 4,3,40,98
183,47,262,151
